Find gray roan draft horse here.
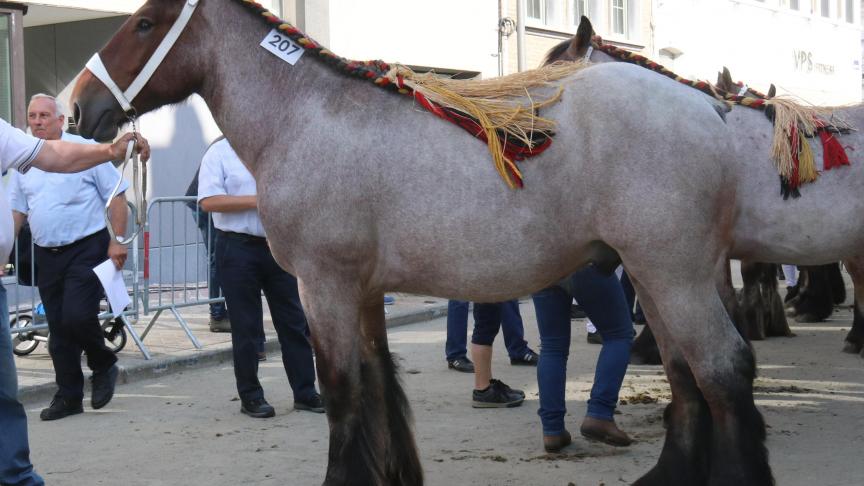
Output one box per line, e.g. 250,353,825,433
71,1,864,485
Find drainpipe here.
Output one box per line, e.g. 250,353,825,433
516,0,527,72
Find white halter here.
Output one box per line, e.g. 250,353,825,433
84,0,200,115
83,0,199,245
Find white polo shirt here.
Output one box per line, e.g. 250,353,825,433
9,132,128,248
197,139,265,238
0,118,43,266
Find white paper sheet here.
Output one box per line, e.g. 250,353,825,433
93,259,131,315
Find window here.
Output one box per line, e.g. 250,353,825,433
611,0,627,36
573,0,588,25
527,0,559,25
845,0,854,22
789,0,800,9
820,0,830,17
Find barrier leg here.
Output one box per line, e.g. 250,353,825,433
169,306,202,349
140,309,163,340
121,314,152,360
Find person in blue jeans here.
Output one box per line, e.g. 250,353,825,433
532,265,635,452
445,300,538,372
1,287,45,486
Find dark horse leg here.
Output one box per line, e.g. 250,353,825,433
300,278,422,486
629,269,773,486
739,262,793,338
789,265,835,323
842,257,864,356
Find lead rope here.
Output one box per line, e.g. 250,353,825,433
105,123,147,246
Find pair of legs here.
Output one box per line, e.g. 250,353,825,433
36,230,117,406
532,266,634,447
0,286,44,485
445,300,533,362
215,231,319,410
194,210,228,321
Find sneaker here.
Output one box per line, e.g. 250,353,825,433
510,349,539,366
257,351,267,362
472,379,524,408
384,295,396,305
580,416,633,447
570,304,587,319
447,358,475,373
496,379,526,398
294,393,325,413
90,364,119,409
40,395,83,421
209,316,231,333
586,332,603,345
241,398,275,418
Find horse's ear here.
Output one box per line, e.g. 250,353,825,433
719,67,734,92
767,84,776,98
569,16,596,58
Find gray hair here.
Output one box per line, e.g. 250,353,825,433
29,93,66,117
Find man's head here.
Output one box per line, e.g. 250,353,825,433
28,94,65,140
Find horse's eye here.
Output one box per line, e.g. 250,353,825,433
136,18,154,32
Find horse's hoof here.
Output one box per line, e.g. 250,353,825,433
841,341,862,354
794,313,823,323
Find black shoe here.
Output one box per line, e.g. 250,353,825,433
257,351,267,362
209,316,231,333
294,393,325,413
570,304,587,319
510,349,539,366
40,395,83,421
447,358,475,373
587,332,603,345
241,398,275,418
90,364,118,410
472,379,524,408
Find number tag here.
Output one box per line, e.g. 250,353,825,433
260,29,305,65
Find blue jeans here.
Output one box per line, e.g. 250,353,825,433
0,286,45,486
445,300,530,361
195,211,227,319
532,266,634,436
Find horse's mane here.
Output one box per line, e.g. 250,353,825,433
234,0,590,189
543,39,572,67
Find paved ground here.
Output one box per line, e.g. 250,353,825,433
18,299,864,486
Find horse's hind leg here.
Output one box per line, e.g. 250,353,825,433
842,257,864,355
630,271,773,486
299,277,422,486
628,280,710,485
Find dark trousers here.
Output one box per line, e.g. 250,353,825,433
193,209,227,319
36,229,116,402
445,300,530,360
215,230,317,403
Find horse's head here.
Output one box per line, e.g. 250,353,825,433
542,16,618,66
72,0,206,141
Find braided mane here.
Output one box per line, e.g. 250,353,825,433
235,0,589,189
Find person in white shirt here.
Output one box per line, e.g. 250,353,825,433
198,138,322,418
10,95,129,422
0,110,149,486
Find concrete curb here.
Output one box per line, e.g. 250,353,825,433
18,302,448,405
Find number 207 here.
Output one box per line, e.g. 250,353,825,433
268,34,301,56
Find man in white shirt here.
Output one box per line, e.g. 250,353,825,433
0,113,149,486
10,95,130,422
198,138,322,418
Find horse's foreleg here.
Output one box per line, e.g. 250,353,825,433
628,280,710,486
299,278,422,486
638,275,772,486
841,257,864,355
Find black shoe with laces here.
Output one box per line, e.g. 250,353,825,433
40,395,83,421
241,397,275,418
447,358,475,373
472,379,524,408
90,364,118,410
294,393,325,413
510,349,539,366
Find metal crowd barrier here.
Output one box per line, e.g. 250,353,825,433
7,198,224,360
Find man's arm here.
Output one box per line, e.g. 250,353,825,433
199,195,257,213
30,133,151,174
107,194,129,270
12,211,26,238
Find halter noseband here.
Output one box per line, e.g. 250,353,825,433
85,0,200,116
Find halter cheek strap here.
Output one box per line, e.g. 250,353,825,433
85,0,200,115
583,46,594,62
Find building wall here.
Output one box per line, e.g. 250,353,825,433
655,0,862,105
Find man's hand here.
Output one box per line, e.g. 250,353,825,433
110,133,151,163
108,240,128,270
